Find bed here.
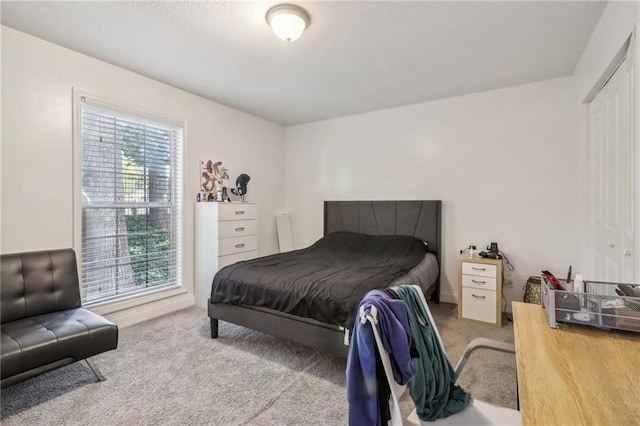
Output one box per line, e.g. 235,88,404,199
208,200,442,357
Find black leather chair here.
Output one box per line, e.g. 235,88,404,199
1,249,118,388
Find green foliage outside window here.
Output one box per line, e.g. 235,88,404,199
124,214,170,287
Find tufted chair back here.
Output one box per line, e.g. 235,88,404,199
1,249,81,324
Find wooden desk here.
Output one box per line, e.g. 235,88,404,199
513,302,640,426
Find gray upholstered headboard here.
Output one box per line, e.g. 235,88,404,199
324,200,441,252
324,200,442,301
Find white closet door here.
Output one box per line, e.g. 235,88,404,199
588,60,635,283
623,55,637,284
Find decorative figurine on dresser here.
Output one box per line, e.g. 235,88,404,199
230,174,250,202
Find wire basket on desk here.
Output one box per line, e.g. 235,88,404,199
541,275,640,333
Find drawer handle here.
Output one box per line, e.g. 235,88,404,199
235,211,245,215
235,227,245,232
472,279,486,284
235,243,245,248
472,267,486,271
472,294,486,300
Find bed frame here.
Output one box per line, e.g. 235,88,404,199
208,200,442,358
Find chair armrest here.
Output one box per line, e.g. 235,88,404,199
453,337,515,381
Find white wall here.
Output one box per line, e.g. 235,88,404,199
283,77,582,306
1,27,284,325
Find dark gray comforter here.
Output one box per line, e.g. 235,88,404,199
209,231,437,329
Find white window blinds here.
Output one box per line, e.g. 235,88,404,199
79,98,183,304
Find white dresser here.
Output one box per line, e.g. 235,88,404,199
458,256,503,327
194,202,257,307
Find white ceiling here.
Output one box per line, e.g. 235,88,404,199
1,1,606,126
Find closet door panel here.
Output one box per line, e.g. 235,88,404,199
588,60,631,284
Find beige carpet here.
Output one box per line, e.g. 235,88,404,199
1,303,517,425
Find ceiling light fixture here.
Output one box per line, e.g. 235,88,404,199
266,4,309,42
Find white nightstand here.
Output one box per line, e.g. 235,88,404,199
458,256,503,327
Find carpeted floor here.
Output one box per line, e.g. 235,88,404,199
1,303,517,425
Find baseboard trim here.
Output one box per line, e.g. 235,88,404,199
103,293,195,328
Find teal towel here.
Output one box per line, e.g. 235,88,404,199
391,285,471,421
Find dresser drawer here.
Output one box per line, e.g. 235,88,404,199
218,235,257,256
462,262,497,278
462,274,497,291
218,250,258,269
461,287,497,324
218,219,257,239
218,203,257,221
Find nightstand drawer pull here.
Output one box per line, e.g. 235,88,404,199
472,279,486,284
235,243,245,248
472,267,486,271
472,294,486,300
235,227,245,232
235,211,245,215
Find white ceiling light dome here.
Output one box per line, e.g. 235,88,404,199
266,4,310,42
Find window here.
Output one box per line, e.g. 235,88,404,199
78,96,183,304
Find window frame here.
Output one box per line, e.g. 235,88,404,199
73,90,185,308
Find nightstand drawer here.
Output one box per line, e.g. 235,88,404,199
218,219,257,239
461,287,497,324
462,262,497,278
219,235,257,256
462,275,497,291
218,203,257,221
